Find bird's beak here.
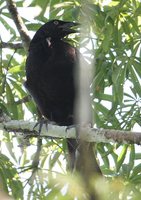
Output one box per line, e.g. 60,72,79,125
59,21,80,34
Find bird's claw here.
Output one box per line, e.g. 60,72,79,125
65,124,76,132
33,117,48,134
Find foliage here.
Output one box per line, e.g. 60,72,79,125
0,0,141,199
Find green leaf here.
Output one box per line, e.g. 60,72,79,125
0,153,23,199
95,93,114,102
6,82,18,119
102,24,113,52
134,4,141,17
126,145,135,177
97,144,110,169
130,174,141,184
131,59,141,78
135,153,141,160
128,64,141,95
8,65,23,74
116,144,128,172
130,163,141,180
128,16,140,34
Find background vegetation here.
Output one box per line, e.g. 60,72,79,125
0,0,141,199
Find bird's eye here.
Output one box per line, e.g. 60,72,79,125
54,21,59,25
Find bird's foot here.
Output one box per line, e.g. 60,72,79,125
65,124,79,142
33,117,48,134
65,123,92,131
65,124,76,132
66,123,93,140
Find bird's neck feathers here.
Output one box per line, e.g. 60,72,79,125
30,36,69,52
29,32,61,50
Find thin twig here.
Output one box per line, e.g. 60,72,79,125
0,42,23,49
6,0,31,51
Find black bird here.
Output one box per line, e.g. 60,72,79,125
25,19,101,173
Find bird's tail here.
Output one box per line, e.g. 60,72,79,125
67,138,101,174
67,139,102,199
67,138,78,170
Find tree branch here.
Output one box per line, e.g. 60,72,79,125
0,42,23,49
6,0,31,51
1,120,141,144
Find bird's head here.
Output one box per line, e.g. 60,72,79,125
34,19,80,40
